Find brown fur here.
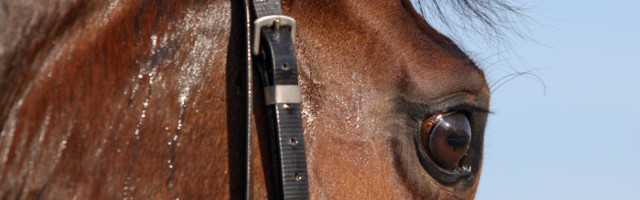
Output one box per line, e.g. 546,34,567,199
0,0,490,199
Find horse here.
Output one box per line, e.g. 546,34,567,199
0,0,512,198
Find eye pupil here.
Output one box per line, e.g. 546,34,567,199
420,113,472,169
446,133,470,149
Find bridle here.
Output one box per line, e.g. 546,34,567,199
242,0,310,199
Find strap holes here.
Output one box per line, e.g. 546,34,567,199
294,173,302,181
289,138,298,146
283,63,289,70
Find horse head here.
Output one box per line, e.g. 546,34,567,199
0,0,498,199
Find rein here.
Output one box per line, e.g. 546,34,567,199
243,0,310,199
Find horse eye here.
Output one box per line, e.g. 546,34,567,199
420,113,472,170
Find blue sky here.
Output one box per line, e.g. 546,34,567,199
418,0,640,199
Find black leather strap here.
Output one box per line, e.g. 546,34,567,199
253,0,283,17
246,0,310,199
256,28,310,199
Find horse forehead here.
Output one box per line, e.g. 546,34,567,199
292,0,486,96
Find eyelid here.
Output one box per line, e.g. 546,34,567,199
399,91,490,116
447,104,492,115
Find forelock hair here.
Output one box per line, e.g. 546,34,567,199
412,0,527,40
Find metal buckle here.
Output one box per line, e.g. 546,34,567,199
252,15,297,55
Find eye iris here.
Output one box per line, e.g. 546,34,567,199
420,113,472,169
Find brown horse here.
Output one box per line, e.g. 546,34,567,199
0,0,513,199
